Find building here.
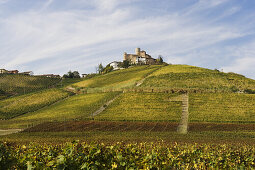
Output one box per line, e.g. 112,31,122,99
81,74,88,78
8,70,19,74
123,48,156,65
0,69,8,74
20,71,34,76
109,61,121,70
37,74,60,78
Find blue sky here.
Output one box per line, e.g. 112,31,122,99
0,0,254,79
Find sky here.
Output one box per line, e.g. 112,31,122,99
0,0,254,79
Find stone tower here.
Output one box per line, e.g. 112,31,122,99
135,48,140,55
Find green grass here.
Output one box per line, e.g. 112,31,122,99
95,92,182,121
189,93,255,123
0,92,120,129
0,74,61,95
73,65,162,92
141,65,255,92
0,89,70,119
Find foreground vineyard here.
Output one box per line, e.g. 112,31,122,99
1,141,254,169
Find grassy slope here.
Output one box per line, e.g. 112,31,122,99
0,92,120,128
189,93,255,122
73,65,162,92
141,65,255,92
0,89,70,119
95,92,182,121
0,74,61,95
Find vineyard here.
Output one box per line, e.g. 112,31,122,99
0,74,61,95
0,89,70,119
141,65,255,92
96,92,182,121
1,64,255,168
189,93,255,122
0,92,120,129
73,65,162,92
1,141,255,169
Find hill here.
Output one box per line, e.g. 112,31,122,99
72,65,162,92
140,65,255,92
0,64,255,130
0,74,61,95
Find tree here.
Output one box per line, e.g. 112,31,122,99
102,65,114,74
63,70,80,78
73,71,80,78
122,60,130,68
96,63,104,74
157,55,164,64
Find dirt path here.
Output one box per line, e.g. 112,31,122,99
0,129,23,136
177,93,189,134
92,94,121,117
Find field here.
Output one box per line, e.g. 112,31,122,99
95,92,182,121
1,141,255,169
141,65,255,92
0,74,61,95
0,92,120,129
0,89,70,119
189,93,255,122
1,64,255,169
73,65,162,92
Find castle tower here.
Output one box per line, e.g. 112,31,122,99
124,52,128,60
135,48,140,55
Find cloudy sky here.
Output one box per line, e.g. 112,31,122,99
0,0,254,79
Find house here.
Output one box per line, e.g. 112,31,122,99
123,48,156,65
0,69,8,74
37,74,60,78
109,61,121,70
20,71,34,76
8,70,19,74
82,74,88,78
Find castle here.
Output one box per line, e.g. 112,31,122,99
123,48,156,65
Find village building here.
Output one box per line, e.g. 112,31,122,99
109,61,121,70
20,71,34,76
81,74,88,78
37,74,60,78
123,48,156,65
7,70,19,74
0,69,8,74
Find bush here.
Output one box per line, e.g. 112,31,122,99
244,89,255,94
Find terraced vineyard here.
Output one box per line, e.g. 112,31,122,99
0,92,120,128
73,65,162,92
141,65,255,92
0,89,70,119
189,93,255,122
0,74,61,95
95,92,182,121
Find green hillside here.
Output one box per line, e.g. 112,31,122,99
141,65,255,92
189,93,255,123
95,92,182,121
0,92,120,128
0,89,70,119
73,65,162,92
0,74,61,95
1,64,255,129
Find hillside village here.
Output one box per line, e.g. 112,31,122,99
0,48,163,78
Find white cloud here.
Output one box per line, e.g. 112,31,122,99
0,0,254,79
